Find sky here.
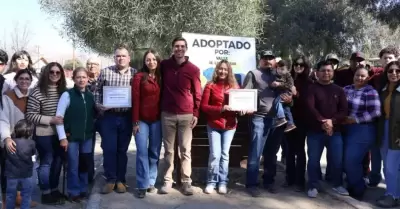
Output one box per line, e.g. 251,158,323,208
0,0,112,66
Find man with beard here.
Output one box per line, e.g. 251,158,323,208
158,37,201,196
242,50,292,197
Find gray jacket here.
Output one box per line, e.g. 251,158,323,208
242,68,276,115
5,138,36,179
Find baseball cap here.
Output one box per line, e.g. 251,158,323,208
259,50,275,59
325,53,339,62
350,52,365,61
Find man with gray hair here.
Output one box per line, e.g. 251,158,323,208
86,56,101,183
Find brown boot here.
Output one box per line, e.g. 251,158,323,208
15,191,38,208
1,193,5,209
115,183,126,193
101,183,115,194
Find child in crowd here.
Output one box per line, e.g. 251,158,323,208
4,119,36,209
271,60,296,132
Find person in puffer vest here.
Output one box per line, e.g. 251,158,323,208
55,67,97,203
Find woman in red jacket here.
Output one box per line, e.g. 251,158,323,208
131,49,162,198
201,60,240,194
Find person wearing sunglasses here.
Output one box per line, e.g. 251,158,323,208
375,61,400,208
25,62,67,205
368,46,399,188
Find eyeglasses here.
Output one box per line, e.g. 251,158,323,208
387,68,400,74
17,77,31,81
50,70,61,75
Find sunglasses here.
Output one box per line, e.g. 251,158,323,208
50,70,61,75
387,68,400,74
294,63,305,67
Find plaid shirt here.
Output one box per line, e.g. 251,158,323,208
343,84,381,123
94,65,137,112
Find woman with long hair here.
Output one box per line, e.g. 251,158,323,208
283,55,313,192
131,49,162,198
55,67,96,202
201,60,241,194
375,61,400,208
25,62,67,205
3,50,38,93
0,70,38,208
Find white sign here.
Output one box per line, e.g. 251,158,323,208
228,89,258,111
102,86,132,108
182,32,256,87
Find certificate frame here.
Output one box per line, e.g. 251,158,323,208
228,89,258,111
102,86,132,108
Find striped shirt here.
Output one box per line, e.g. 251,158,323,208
343,84,381,123
94,65,137,112
26,85,61,136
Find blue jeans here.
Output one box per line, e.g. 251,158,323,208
134,121,162,189
344,123,375,195
380,120,400,198
99,112,133,183
206,125,236,186
272,96,294,126
67,139,92,196
246,116,272,188
35,135,64,193
6,177,32,209
307,131,343,189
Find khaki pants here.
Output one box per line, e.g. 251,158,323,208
161,112,193,183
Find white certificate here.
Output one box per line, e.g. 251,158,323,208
228,89,258,111
102,86,132,108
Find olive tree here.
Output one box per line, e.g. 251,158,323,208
39,0,266,57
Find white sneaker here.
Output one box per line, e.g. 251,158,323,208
204,184,215,194
307,188,318,198
332,186,349,196
218,185,228,194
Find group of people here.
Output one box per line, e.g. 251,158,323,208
0,36,398,209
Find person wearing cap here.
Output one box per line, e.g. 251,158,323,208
242,50,292,196
326,53,340,70
334,52,366,88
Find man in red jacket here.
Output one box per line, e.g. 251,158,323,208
159,37,202,196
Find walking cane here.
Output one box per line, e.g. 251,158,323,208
62,151,67,197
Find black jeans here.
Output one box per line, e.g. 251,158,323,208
285,124,306,186
0,148,6,193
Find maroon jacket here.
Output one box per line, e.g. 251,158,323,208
306,82,348,132
161,57,202,117
200,81,239,130
132,72,161,123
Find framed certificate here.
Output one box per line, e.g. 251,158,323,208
228,89,258,111
102,86,132,108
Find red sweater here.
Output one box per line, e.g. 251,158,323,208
200,82,238,130
160,57,202,117
132,72,161,123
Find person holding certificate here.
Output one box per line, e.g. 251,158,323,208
242,50,292,197
55,67,96,202
200,60,240,194
131,49,162,198
93,44,137,194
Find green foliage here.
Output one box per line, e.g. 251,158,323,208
260,0,365,60
39,0,266,57
63,59,84,70
350,0,400,29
